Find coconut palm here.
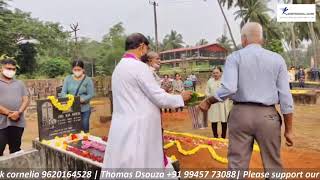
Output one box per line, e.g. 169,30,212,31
216,35,233,51
293,0,320,67
219,0,246,9
233,0,272,28
162,30,184,50
196,39,209,46
216,0,238,50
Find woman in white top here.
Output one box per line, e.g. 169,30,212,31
288,66,295,90
205,67,233,138
172,73,185,112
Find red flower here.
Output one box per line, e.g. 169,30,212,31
71,134,78,140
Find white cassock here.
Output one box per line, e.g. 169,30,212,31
102,57,184,169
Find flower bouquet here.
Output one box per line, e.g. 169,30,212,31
186,92,208,129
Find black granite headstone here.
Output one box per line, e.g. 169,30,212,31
37,96,82,141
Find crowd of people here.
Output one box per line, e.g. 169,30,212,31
158,73,197,113
288,66,320,89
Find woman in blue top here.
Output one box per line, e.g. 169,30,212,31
61,60,94,133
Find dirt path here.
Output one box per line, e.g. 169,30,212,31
19,97,320,169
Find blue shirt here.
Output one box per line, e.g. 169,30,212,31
215,44,294,114
184,80,193,90
61,75,95,112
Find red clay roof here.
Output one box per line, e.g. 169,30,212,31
160,43,227,54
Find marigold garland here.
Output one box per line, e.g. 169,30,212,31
48,94,75,112
164,130,260,164
164,130,260,152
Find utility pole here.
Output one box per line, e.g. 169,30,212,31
149,0,159,52
70,23,80,58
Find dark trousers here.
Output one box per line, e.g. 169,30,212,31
0,126,24,156
81,109,91,133
211,122,227,138
289,82,293,90
299,80,305,88
192,81,197,91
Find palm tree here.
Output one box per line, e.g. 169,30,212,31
162,30,184,50
196,39,209,46
233,0,272,28
219,0,246,9
293,0,320,68
146,36,156,51
0,0,9,13
216,0,238,50
216,35,233,51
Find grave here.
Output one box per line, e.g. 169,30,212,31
32,96,106,177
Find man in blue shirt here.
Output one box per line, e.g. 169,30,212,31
200,22,294,175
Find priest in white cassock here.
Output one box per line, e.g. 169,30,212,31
102,33,192,170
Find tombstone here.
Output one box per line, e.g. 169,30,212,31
37,96,82,141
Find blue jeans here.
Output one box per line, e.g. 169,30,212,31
81,110,91,133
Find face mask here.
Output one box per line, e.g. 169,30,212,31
2,69,16,79
73,71,83,78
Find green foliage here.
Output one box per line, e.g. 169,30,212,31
96,22,126,75
264,39,284,54
216,35,233,51
233,0,272,28
196,39,209,46
16,42,37,74
0,8,70,57
40,58,70,78
162,30,184,50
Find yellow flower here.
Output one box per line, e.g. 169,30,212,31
48,94,75,112
170,155,177,162
163,130,259,164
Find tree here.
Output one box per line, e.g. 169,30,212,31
196,39,209,46
216,35,233,51
293,0,320,68
162,30,184,50
0,8,70,58
147,36,157,51
234,0,272,28
264,39,284,54
16,42,37,75
0,0,8,10
219,0,246,9
217,0,238,50
40,58,70,78
96,22,126,75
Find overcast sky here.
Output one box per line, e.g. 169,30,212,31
8,0,278,45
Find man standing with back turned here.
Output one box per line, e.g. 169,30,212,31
199,22,294,177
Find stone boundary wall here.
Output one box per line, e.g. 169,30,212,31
22,76,111,112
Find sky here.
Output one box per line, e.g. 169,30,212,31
8,0,278,45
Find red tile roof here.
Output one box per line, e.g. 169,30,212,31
160,43,227,54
